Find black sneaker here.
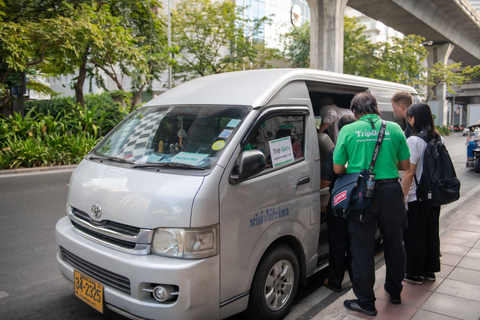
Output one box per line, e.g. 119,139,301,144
384,286,401,304
404,274,423,285
424,272,436,281
344,299,377,316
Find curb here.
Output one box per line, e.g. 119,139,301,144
0,164,77,175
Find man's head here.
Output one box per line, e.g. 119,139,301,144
391,91,413,119
350,92,380,119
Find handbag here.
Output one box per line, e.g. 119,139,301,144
331,120,387,214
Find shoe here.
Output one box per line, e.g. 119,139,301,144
384,286,401,304
424,272,436,281
404,274,423,285
344,299,377,316
323,278,342,292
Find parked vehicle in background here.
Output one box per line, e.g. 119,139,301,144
55,69,419,320
463,128,469,136
466,121,480,173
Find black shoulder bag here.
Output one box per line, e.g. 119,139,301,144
330,120,387,214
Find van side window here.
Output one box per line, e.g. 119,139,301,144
245,114,304,172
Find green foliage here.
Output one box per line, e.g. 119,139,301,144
281,21,310,68
436,126,451,136
0,92,129,169
171,0,282,82
415,62,480,102
0,133,98,169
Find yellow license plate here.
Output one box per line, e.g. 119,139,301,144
74,270,104,313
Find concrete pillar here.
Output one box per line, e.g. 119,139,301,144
307,0,348,73
425,42,455,126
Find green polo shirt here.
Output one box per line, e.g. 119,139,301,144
333,114,410,180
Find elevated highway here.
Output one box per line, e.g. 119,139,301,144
347,0,480,67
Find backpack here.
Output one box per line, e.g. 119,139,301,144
414,135,460,206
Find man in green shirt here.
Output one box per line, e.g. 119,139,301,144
333,92,410,316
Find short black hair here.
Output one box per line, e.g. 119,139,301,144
338,115,356,131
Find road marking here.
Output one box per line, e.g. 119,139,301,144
0,291,9,298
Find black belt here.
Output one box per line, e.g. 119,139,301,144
377,178,400,183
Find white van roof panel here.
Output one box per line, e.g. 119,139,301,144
144,68,417,108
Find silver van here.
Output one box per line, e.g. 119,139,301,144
55,69,419,320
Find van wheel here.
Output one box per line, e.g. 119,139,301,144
475,157,480,173
245,244,299,320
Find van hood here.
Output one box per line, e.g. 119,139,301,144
68,160,204,228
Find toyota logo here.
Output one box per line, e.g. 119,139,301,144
91,204,102,219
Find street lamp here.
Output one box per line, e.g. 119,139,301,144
421,41,433,46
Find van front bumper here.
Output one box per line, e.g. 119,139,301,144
55,217,220,320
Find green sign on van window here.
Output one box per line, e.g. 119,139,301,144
269,137,294,168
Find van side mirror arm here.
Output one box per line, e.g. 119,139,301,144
230,150,266,184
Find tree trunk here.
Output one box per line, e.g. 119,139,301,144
74,51,89,108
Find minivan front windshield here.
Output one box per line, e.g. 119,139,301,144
92,105,251,169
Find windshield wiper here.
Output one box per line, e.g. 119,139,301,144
89,155,134,164
132,162,205,170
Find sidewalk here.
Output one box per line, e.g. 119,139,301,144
312,185,480,320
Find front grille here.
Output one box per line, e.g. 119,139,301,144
68,206,153,255
61,247,131,294
71,207,141,236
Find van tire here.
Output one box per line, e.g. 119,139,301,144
475,157,480,173
245,244,299,320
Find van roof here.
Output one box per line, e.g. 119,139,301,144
144,68,418,108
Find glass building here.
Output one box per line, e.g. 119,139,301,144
236,0,310,49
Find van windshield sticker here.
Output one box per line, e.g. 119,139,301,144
250,207,290,228
170,152,208,166
226,119,241,128
219,129,233,138
269,137,294,167
212,140,225,151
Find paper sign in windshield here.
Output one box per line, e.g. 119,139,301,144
171,152,208,166
226,119,241,128
269,137,294,168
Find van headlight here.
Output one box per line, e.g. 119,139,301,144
151,225,219,259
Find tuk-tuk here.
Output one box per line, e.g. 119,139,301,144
466,121,480,173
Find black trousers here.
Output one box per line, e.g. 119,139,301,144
349,181,406,310
326,213,353,289
404,201,441,276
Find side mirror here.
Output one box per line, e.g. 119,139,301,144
230,150,266,184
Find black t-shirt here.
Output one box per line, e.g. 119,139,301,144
405,122,412,138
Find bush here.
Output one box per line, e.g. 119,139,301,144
0,133,98,169
437,125,451,136
0,92,127,169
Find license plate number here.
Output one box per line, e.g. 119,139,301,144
74,270,104,313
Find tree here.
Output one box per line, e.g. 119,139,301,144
89,0,170,111
281,21,310,68
416,62,480,102
1,0,168,112
171,0,281,83
282,16,428,87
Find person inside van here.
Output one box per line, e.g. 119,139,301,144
333,92,410,316
317,96,354,144
320,115,356,293
391,91,414,138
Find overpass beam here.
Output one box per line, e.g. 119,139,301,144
307,0,348,73
426,42,455,126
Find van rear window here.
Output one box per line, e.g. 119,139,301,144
92,105,251,169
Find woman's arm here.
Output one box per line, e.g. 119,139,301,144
402,162,417,201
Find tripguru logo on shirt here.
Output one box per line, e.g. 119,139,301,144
355,129,391,141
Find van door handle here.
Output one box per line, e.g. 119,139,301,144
297,177,310,186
